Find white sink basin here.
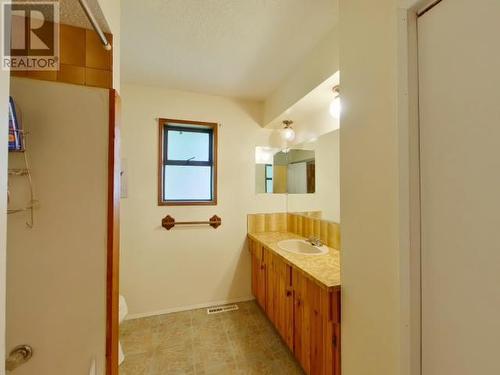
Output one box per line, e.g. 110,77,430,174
277,239,328,256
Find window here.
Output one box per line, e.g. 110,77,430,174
158,118,218,205
265,164,273,193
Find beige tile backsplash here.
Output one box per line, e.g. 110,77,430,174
247,212,341,250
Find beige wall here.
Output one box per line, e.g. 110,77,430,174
339,1,402,375
287,104,340,147
7,78,109,375
316,130,340,223
120,83,286,318
263,26,339,125
287,130,340,222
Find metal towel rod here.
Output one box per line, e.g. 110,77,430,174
162,215,222,230
78,0,112,50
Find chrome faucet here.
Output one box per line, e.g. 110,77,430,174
306,236,323,247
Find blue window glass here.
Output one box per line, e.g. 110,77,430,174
266,180,273,193
265,164,273,193
265,165,273,179
167,129,210,162
164,166,212,200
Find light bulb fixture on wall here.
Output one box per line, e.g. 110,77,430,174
329,85,341,119
281,120,295,142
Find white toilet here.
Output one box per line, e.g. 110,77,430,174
119,294,128,365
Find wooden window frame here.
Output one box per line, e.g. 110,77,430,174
158,118,218,206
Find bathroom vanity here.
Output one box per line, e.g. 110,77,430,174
247,213,341,375
251,108,341,374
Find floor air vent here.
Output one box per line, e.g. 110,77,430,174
207,304,239,315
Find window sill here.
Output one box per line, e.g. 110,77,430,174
158,200,217,206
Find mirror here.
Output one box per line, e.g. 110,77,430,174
255,147,315,194
286,130,339,222
254,129,339,223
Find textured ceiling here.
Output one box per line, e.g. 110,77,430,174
13,0,110,32
122,0,338,100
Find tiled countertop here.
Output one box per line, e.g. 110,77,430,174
248,231,341,291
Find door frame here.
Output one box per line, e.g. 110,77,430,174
106,89,120,375
397,1,443,375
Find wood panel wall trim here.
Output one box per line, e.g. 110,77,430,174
10,20,113,89
106,89,120,375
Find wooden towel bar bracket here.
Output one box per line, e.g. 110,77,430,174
162,215,222,230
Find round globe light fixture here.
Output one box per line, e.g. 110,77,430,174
281,120,295,142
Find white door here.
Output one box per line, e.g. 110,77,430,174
287,162,307,194
418,1,500,374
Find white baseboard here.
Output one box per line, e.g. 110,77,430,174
125,296,255,320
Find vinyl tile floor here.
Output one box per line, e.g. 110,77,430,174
120,301,305,375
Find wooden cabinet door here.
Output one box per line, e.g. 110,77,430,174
266,250,277,324
323,289,341,375
293,269,311,374
253,242,267,311
249,239,265,308
249,239,258,298
332,323,341,375
279,259,294,350
330,290,341,375
270,253,294,351
309,281,328,375
294,269,339,375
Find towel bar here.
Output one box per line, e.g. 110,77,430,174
162,215,222,230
